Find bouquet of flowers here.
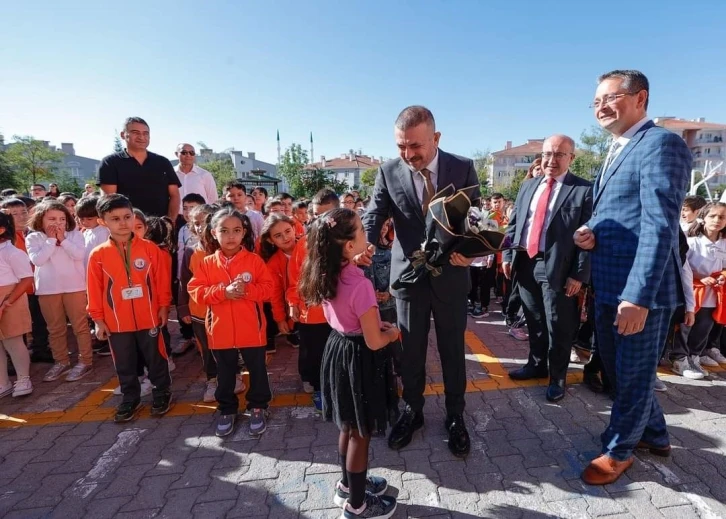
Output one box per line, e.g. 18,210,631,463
392,183,520,289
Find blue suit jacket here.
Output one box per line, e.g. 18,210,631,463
588,121,692,310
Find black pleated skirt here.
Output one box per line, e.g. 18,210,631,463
321,330,400,437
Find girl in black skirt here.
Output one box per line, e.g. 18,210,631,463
299,208,400,519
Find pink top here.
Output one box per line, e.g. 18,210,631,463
323,263,380,334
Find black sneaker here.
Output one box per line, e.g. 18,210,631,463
215,413,237,437
150,392,173,416
342,493,397,519
334,476,388,508
114,400,142,423
266,342,277,354
94,343,112,356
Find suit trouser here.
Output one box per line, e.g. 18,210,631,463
109,329,171,404
515,255,578,381
396,285,468,416
298,322,331,391
212,347,271,414
595,303,671,461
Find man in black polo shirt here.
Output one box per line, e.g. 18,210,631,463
98,117,181,220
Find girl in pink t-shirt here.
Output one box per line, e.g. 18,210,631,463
299,208,399,519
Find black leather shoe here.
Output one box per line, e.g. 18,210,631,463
445,414,470,457
583,371,604,393
546,380,566,402
508,365,548,381
388,406,424,450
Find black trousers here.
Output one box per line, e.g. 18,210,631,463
212,347,270,414
109,329,171,404
396,286,468,416
468,265,496,308
264,303,278,350
515,254,578,382
298,322,331,391
192,320,217,380
380,307,402,376
27,294,50,352
671,307,715,360
506,281,523,325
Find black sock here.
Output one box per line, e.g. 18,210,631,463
339,454,348,488
347,470,367,509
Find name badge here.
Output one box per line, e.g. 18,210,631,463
121,286,144,300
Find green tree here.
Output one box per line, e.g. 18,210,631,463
361,167,378,189
201,156,237,192
570,125,610,181
54,171,82,196
297,168,348,199
0,148,22,191
278,143,309,198
472,149,492,196
502,169,528,201
4,135,66,186
113,132,124,153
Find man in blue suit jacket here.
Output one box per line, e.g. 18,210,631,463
574,70,692,485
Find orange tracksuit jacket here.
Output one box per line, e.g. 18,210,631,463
86,236,172,333
266,248,293,326
188,249,274,349
286,236,326,324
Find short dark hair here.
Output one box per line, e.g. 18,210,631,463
682,195,707,212
598,69,650,110
265,199,282,211
1,189,17,197
293,200,308,211
124,117,149,132
16,196,35,209
252,186,268,197
0,197,27,210
182,193,206,205
224,180,246,194
75,195,101,219
311,188,339,207
28,200,76,232
395,105,436,131
491,192,504,200
277,192,294,202
97,194,133,217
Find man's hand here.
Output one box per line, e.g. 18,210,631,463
574,225,595,250
450,252,473,267
277,320,290,335
158,306,169,327
564,278,582,297
701,276,718,287
94,320,111,341
502,261,512,280
684,311,695,327
181,315,192,325
354,243,375,267
614,301,649,336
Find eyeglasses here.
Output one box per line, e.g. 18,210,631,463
541,152,573,160
180,150,196,156
589,92,638,109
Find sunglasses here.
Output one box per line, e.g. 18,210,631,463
179,150,196,156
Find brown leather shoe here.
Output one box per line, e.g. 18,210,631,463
581,455,634,485
636,441,671,457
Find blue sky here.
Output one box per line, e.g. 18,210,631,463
1,0,725,165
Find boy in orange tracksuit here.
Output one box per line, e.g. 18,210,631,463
87,194,173,423
286,189,338,410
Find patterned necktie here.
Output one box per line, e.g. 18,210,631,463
420,168,435,214
527,177,556,259
599,141,622,186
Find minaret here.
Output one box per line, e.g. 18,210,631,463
310,132,314,165
276,130,281,165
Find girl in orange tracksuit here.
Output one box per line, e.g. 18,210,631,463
188,207,275,438
259,214,298,345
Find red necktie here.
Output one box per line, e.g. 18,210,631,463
527,177,556,259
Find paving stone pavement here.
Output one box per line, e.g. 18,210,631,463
1,310,726,518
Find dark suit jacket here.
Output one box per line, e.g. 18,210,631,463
588,121,692,309
363,149,480,300
503,172,593,290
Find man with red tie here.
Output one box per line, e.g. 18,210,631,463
502,135,593,402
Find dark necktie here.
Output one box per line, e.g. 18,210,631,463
420,168,435,214
527,177,556,258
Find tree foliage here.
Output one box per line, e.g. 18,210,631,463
201,156,237,193
278,143,309,198
472,149,492,196
571,125,610,181
113,132,124,153
0,148,21,191
4,135,66,186
361,167,378,188
54,171,83,196
297,168,349,199
502,169,528,201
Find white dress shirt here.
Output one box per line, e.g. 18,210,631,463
599,116,651,186
686,235,726,308
175,165,219,210
519,171,568,253
410,150,439,204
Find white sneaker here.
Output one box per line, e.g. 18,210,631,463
704,347,726,365
168,358,176,372
570,348,580,364
13,376,33,397
234,374,247,394
690,355,709,377
203,378,218,403
653,378,667,392
699,354,719,367
66,363,93,382
302,381,314,394
139,377,153,397
0,382,12,398
672,357,704,380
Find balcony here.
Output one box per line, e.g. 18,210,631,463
693,137,724,145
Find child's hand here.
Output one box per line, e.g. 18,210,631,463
684,311,695,327
225,281,243,299
55,227,65,243
384,324,400,343
289,305,300,322
94,320,110,341
158,306,169,327
701,276,718,286
376,291,391,303
181,315,192,325
277,320,290,334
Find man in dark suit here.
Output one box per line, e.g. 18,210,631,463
502,135,593,402
361,106,480,457
574,70,692,485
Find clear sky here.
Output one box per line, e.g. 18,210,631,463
1,0,725,164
